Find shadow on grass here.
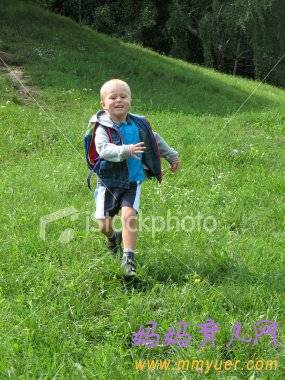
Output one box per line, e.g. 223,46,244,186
197,258,285,292
117,275,151,293
144,254,285,293
143,254,256,287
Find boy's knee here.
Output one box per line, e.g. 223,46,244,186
121,209,137,229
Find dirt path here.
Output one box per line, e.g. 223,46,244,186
0,51,36,105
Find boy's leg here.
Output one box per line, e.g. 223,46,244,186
97,217,122,254
121,206,137,250
94,186,122,253
121,205,139,277
120,183,141,276
97,217,114,238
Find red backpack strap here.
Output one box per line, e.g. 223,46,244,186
102,125,113,143
87,125,113,190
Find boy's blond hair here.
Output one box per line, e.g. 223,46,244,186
100,79,131,100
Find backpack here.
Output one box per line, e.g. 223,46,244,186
84,122,112,190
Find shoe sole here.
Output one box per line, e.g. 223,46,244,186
122,263,136,277
125,269,136,277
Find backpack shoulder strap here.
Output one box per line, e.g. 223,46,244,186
85,123,113,190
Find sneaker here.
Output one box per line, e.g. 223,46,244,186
121,251,136,277
106,231,122,254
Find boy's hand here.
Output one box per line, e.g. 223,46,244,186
128,142,146,159
169,160,180,172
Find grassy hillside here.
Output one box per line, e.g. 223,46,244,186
0,1,285,379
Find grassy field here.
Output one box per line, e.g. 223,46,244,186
0,1,285,379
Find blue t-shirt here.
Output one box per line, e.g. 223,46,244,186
118,120,145,182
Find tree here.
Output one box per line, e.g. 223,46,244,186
31,0,285,87
165,0,208,63
92,0,157,43
250,0,285,87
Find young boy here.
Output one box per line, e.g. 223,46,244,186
88,79,180,276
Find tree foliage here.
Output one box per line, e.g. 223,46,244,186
29,0,285,87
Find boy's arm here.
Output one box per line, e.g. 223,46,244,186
95,125,145,162
95,125,129,162
153,131,179,163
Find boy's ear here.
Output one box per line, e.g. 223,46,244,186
100,99,105,109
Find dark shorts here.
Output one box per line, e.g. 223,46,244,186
94,182,142,219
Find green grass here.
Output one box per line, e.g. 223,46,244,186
0,0,285,378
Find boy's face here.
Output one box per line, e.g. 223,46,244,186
101,84,131,122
